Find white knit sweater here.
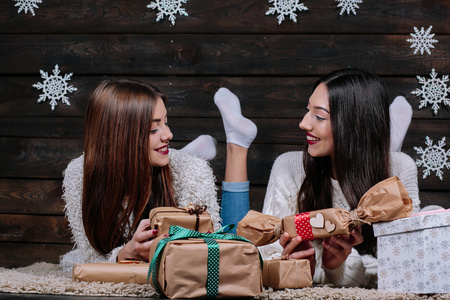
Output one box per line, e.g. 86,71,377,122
60,149,221,273
260,151,420,288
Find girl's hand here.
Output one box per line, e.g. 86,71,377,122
117,219,158,262
279,232,316,276
321,226,364,270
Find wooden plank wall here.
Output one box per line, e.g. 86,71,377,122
0,0,449,268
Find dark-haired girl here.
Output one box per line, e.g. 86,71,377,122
260,69,420,288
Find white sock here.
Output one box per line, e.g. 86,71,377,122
180,135,217,161
214,87,257,148
390,96,413,152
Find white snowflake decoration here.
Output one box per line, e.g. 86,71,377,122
336,0,362,16
147,0,188,26
406,26,438,55
13,0,42,16
414,136,450,181
266,0,308,25
33,64,78,111
411,68,449,115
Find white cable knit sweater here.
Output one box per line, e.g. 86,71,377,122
260,151,420,288
59,149,221,273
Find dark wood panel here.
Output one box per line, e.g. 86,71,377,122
0,214,71,243
419,191,450,209
0,179,64,215
0,242,72,268
0,35,448,76
0,0,448,34
0,137,83,179
2,76,450,119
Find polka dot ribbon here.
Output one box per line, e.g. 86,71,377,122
148,224,262,298
295,212,315,241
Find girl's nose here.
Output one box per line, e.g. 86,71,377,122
299,114,311,131
162,126,173,142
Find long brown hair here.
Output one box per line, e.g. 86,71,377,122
82,79,176,254
298,69,391,255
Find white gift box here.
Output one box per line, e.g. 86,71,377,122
373,210,450,293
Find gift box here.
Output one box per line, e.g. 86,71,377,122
149,205,214,237
73,261,149,284
263,259,312,289
238,176,412,246
373,209,450,293
148,225,263,299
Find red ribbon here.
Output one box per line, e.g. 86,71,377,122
294,212,315,241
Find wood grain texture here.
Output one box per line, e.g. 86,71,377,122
1,77,449,119
0,0,448,34
0,34,448,76
0,243,72,268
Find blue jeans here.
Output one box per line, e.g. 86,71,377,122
220,181,250,234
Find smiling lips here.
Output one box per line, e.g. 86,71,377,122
155,145,169,155
306,133,320,145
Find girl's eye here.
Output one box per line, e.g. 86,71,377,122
315,115,326,121
150,129,158,134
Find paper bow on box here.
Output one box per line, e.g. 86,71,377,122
149,204,214,237
237,176,412,245
148,225,263,299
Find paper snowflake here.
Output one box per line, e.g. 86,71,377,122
406,26,438,55
266,0,308,25
13,0,42,16
411,68,449,115
147,0,188,26
414,136,450,181
33,64,78,111
336,0,362,16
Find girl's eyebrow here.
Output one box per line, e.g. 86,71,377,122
313,105,330,114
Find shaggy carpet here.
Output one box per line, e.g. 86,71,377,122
0,262,449,299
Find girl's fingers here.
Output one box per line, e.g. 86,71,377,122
287,247,315,260
279,232,290,248
280,235,302,257
350,227,364,246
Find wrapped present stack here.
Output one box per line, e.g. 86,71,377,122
148,225,263,298
374,209,450,294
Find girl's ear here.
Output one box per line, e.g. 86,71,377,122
389,96,412,152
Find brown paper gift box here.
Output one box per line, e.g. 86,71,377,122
73,262,149,284
149,238,263,299
262,259,312,289
149,206,214,237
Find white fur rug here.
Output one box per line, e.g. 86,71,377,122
0,262,449,299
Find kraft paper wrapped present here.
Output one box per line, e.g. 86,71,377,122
373,209,450,294
238,176,412,245
263,259,312,289
73,261,149,284
148,225,263,299
149,204,214,237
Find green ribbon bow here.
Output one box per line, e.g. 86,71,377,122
148,224,262,299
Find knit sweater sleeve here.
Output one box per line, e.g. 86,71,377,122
168,149,221,230
259,152,304,260
59,155,122,273
390,152,421,212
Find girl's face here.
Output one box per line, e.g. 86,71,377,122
149,97,173,167
299,83,334,159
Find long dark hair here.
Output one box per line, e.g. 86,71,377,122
82,79,176,254
298,69,391,255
